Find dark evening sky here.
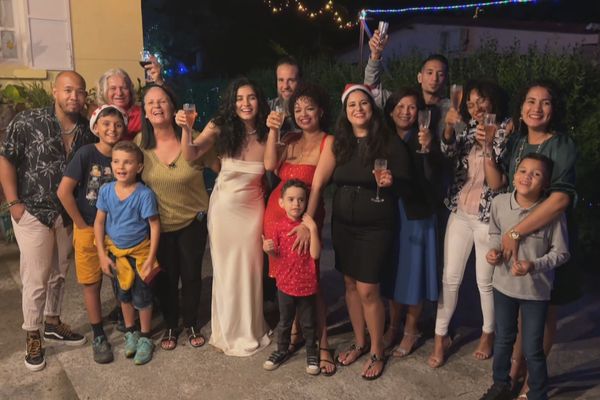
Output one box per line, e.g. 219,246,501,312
142,0,600,77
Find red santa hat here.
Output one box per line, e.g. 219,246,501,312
340,83,374,104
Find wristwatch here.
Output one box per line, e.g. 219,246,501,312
509,229,521,241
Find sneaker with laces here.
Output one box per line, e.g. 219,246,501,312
306,354,320,375
124,331,140,358
25,331,45,372
43,321,86,346
92,335,114,364
479,382,512,400
134,337,155,365
263,350,289,371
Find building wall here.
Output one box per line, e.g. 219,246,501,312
0,0,143,92
339,23,599,64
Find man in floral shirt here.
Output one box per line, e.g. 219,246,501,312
0,71,96,371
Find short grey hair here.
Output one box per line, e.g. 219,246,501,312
97,68,135,109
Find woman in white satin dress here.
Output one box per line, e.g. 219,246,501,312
180,77,271,356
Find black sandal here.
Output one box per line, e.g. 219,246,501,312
319,347,337,377
160,328,179,351
362,353,386,381
187,327,205,348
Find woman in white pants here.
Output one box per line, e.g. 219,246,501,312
428,80,511,368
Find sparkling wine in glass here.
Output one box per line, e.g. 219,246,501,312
371,158,387,203
483,113,497,158
416,109,431,154
378,21,389,40
183,103,198,145
274,104,285,145
451,84,463,111
140,50,153,83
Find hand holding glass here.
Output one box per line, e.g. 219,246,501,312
371,159,388,203
274,104,285,145
450,84,463,111
416,110,431,154
183,103,198,145
483,113,497,158
140,50,153,83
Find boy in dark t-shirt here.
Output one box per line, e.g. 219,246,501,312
57,104,127,363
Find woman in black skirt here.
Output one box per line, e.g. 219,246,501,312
307,84,412,380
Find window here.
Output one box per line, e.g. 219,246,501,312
0,0,72,69
0,0,18,60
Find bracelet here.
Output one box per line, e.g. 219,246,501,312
6,199,22,208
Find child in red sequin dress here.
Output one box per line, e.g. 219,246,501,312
262,179,321,375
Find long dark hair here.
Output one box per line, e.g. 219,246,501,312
459,79,509,122
383,87,425,131
333,88,392,164
514,79,565,136
212,77,269,157
139,84,181,150
287,82,331,132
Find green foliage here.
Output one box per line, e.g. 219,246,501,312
0,82,53,109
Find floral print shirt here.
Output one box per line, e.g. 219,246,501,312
0,105,95,227
441,118,510,222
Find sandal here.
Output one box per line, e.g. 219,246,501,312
187,327,205,348
319,347,337,377
160,328,179,351
288,331,305,354
337,343,369,366
392,331,422,358
361,353,386,381
427,335,452,368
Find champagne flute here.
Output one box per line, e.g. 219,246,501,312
378,21,389,40
274,104,285,145
483,113,497,158
450,84,463,111
416,109,431,154
139,50,153,83
371,158,387,203
183,103,198,146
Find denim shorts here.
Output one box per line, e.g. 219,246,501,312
109,254,153,310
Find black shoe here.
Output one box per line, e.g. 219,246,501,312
480,383,512,400
262,350,289,371
25,331,45,372
44,320,87,346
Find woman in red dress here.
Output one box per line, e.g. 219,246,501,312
263,82,336,376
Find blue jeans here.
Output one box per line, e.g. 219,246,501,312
109,254,153,310
493,289,549,400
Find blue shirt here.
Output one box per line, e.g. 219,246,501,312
96,181,158,249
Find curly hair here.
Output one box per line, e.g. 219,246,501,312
139,84,181,150
212,77,269,157
97,68,135,109
287,82,331,132
333,88,392,165
383,87,425,131
459,79,509,122
514,79,565,135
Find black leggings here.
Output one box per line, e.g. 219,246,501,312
155,217,208,329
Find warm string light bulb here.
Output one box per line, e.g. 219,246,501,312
263,0,359,29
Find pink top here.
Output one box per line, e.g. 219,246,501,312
271,217,318,297
457,145,485,216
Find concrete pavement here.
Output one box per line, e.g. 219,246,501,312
1,228,599,399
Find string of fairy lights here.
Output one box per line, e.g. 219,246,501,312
263,0,538,30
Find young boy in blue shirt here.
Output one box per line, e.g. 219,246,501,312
94,140,160,365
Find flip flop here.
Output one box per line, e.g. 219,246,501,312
361,353,386,381
337,343,369,366
160,328,179,351
187,327,206,348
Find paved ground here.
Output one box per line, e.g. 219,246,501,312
1,215,599,400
